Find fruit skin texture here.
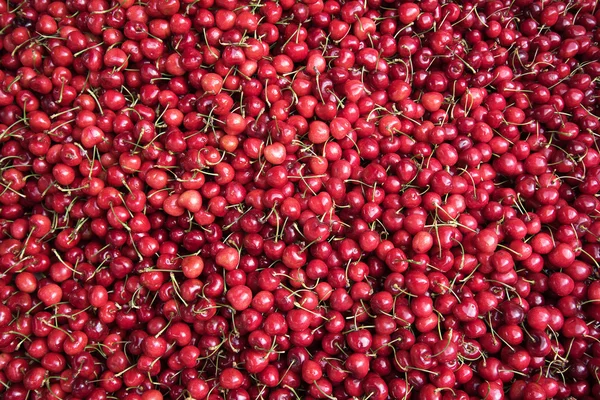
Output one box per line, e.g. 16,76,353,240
0,0,599,399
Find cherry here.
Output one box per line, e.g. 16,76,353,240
219,368,244,390
37,284,62,306
0,1,598,398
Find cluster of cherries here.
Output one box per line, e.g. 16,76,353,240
1,0,600,399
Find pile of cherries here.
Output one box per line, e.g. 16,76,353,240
1,0,600,398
